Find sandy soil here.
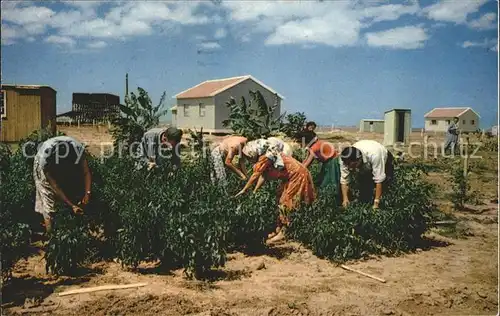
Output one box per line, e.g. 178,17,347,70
2,200,498,316
2,128,497,316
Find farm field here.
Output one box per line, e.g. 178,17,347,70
1,126,498,316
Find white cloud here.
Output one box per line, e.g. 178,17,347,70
1,1,218,47
1,24,24,45
365,26,428,49
468,12,497,30
44,35,76,46
224,1,422,47
265,12,362,47
87,40,107,49
422,0,488,24
198,41,221,50
360,3,420,23
214,28,227,39
461,38,497,51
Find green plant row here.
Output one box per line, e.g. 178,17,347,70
1,128,438,283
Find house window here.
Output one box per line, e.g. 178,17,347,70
199,103,205,117
431,120,437,125
462,120,466,124
0,90,5,118
471,120,475,125
446,120,450,125
369,121,373,125
183,104,189,117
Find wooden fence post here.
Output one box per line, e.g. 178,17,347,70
463,136,469,177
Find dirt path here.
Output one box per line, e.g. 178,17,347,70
3,206,498,316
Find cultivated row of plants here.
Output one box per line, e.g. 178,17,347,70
1,87,439,284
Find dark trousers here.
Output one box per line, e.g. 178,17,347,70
357,151,394,204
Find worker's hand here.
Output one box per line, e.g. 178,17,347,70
342,199,350,208
240,175,248,181
81,193,90,205
147,162,157,171
72,204,84,215
373,199,380,210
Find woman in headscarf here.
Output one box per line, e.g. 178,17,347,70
297,130,341,202
33,136,92,233
241,136,293,163
235,142,316,244
139,127,183,170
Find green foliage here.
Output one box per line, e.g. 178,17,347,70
481,136,498,152
222,91,284,140
1,128,65,283
281,112,307,138
44,208,93,275
449,161,470,210
110,87,169,154
2,124,440,281
288,164,437,262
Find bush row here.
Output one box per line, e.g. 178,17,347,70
1,130,437,282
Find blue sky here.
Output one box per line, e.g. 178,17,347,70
1,0,498,128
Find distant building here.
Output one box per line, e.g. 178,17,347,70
57,93,120,123
490,125,498,136
383,109,412,146
1,84,57,142
359,119,384,133
172,75,283,133
424,107,480,133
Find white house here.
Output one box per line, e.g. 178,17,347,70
424,107,480,133
171,75,283,133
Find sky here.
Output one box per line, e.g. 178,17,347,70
1,0,498,128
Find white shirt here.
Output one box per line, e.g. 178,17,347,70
340,140,388,184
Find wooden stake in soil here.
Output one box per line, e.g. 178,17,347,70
58,282,148,297
463,136,470,177
340,265,386,283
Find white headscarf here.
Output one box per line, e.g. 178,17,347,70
242,138,285,169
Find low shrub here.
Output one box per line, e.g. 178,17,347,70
288,164,437,262
2,128,439,280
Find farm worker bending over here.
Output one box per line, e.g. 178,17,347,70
33,136,92,233
235,144,316,244
444,117,460,155
139,127,183,170
339,140,394,210
210,135,248,183
297,131,341,201
242,136,293,163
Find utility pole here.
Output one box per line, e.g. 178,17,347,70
125,73,129,98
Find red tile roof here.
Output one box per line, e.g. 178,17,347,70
424,107,474,118
175,76,248,99
174,75,284,100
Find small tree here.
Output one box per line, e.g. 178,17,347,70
111,88,168,154
222,90,284,140
281,112,307,138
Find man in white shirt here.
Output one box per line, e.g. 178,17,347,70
339,140,394,209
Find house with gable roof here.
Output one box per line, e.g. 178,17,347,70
424,107,480,133
171,75,284,133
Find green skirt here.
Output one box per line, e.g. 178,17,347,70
317,157,341,191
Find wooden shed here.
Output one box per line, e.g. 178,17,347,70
0,84,57,142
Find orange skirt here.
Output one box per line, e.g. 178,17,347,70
277,167,316,211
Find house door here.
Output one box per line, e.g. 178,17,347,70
369,122,374,132
397,112,405,142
